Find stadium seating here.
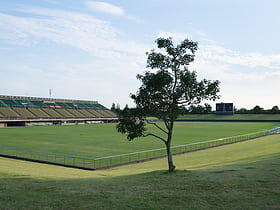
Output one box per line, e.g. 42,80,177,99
87,109,103,117
64,102,77,109
55,102,73,109
0,96,117,126
0,107,20,118
44,102,56,107
54,109,76,118
41,108,63,118
76,103,91,109
1,99,23,107
103,109,118,117
94,109,117,117
30,100,49,108
86,103,106,109
16,100,33,107
28,108,51,118
78,109,96,117
12,108,36,118
66,109,87,118
0,100,8,107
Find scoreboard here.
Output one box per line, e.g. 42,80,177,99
216,103,234,115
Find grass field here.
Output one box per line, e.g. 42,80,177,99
0,134,279,209
0,122,277,158
178,113,280,121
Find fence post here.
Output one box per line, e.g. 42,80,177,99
0,128,276,170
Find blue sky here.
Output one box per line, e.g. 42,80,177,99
1,0,280,109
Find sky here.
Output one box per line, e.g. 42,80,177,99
0,0,280,109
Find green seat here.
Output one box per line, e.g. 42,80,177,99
30,100,49,108
1,99,23,107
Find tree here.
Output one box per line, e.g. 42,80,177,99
116,37,220,172
188,104,204,114
111,103,121,114
204,103,212,114
187,103,212,114
271,106,280,114
251,105,264,114
111,103,116,111
236,108,248,114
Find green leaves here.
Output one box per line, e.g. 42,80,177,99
116,37,220,172
116,118,146,141
116,107,147,141
116,37,220,142
156,37,174,49
146,37,198,70
176,70,220,105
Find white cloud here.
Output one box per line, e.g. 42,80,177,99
199,45,280,69
270,71,280,77
86,1,124,16
0,8,148,59
42,0,58,4
9,65,44,74
1,59,143,107
0,7,149,107
156,31,280,83
192,48,280,109
2,9,279,109
157,31,280,70
157,31,192,42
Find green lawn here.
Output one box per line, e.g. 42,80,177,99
178,113,280,121
0,122,277,158
0,134,279,209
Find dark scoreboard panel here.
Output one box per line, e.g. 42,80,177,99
216,103,234,115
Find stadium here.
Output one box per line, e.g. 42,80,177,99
1,95,280,209
1,0,280,208
0,95,118,128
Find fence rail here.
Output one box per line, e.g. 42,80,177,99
1,127,279,170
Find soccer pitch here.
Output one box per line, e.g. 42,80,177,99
0,134,279,209
0,122,277,158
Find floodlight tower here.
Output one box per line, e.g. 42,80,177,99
49,89,52,98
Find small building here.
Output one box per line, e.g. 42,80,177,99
216,103,234,115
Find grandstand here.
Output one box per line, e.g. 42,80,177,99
0,95,118,127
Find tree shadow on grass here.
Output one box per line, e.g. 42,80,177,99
1,153,280,209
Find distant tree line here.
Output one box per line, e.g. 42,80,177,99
112,103,280,115
235,105,280,114
186,103,213,114
111,103,121,113
186,104,280,114
112,103,215,114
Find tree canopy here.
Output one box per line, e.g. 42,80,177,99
117,37,220,172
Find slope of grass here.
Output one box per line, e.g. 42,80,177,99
0,122,276,158
0,134,279,209
178,113,280,121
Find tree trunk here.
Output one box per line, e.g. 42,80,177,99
166,141,175,172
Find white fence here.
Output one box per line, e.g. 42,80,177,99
1,127,279,170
